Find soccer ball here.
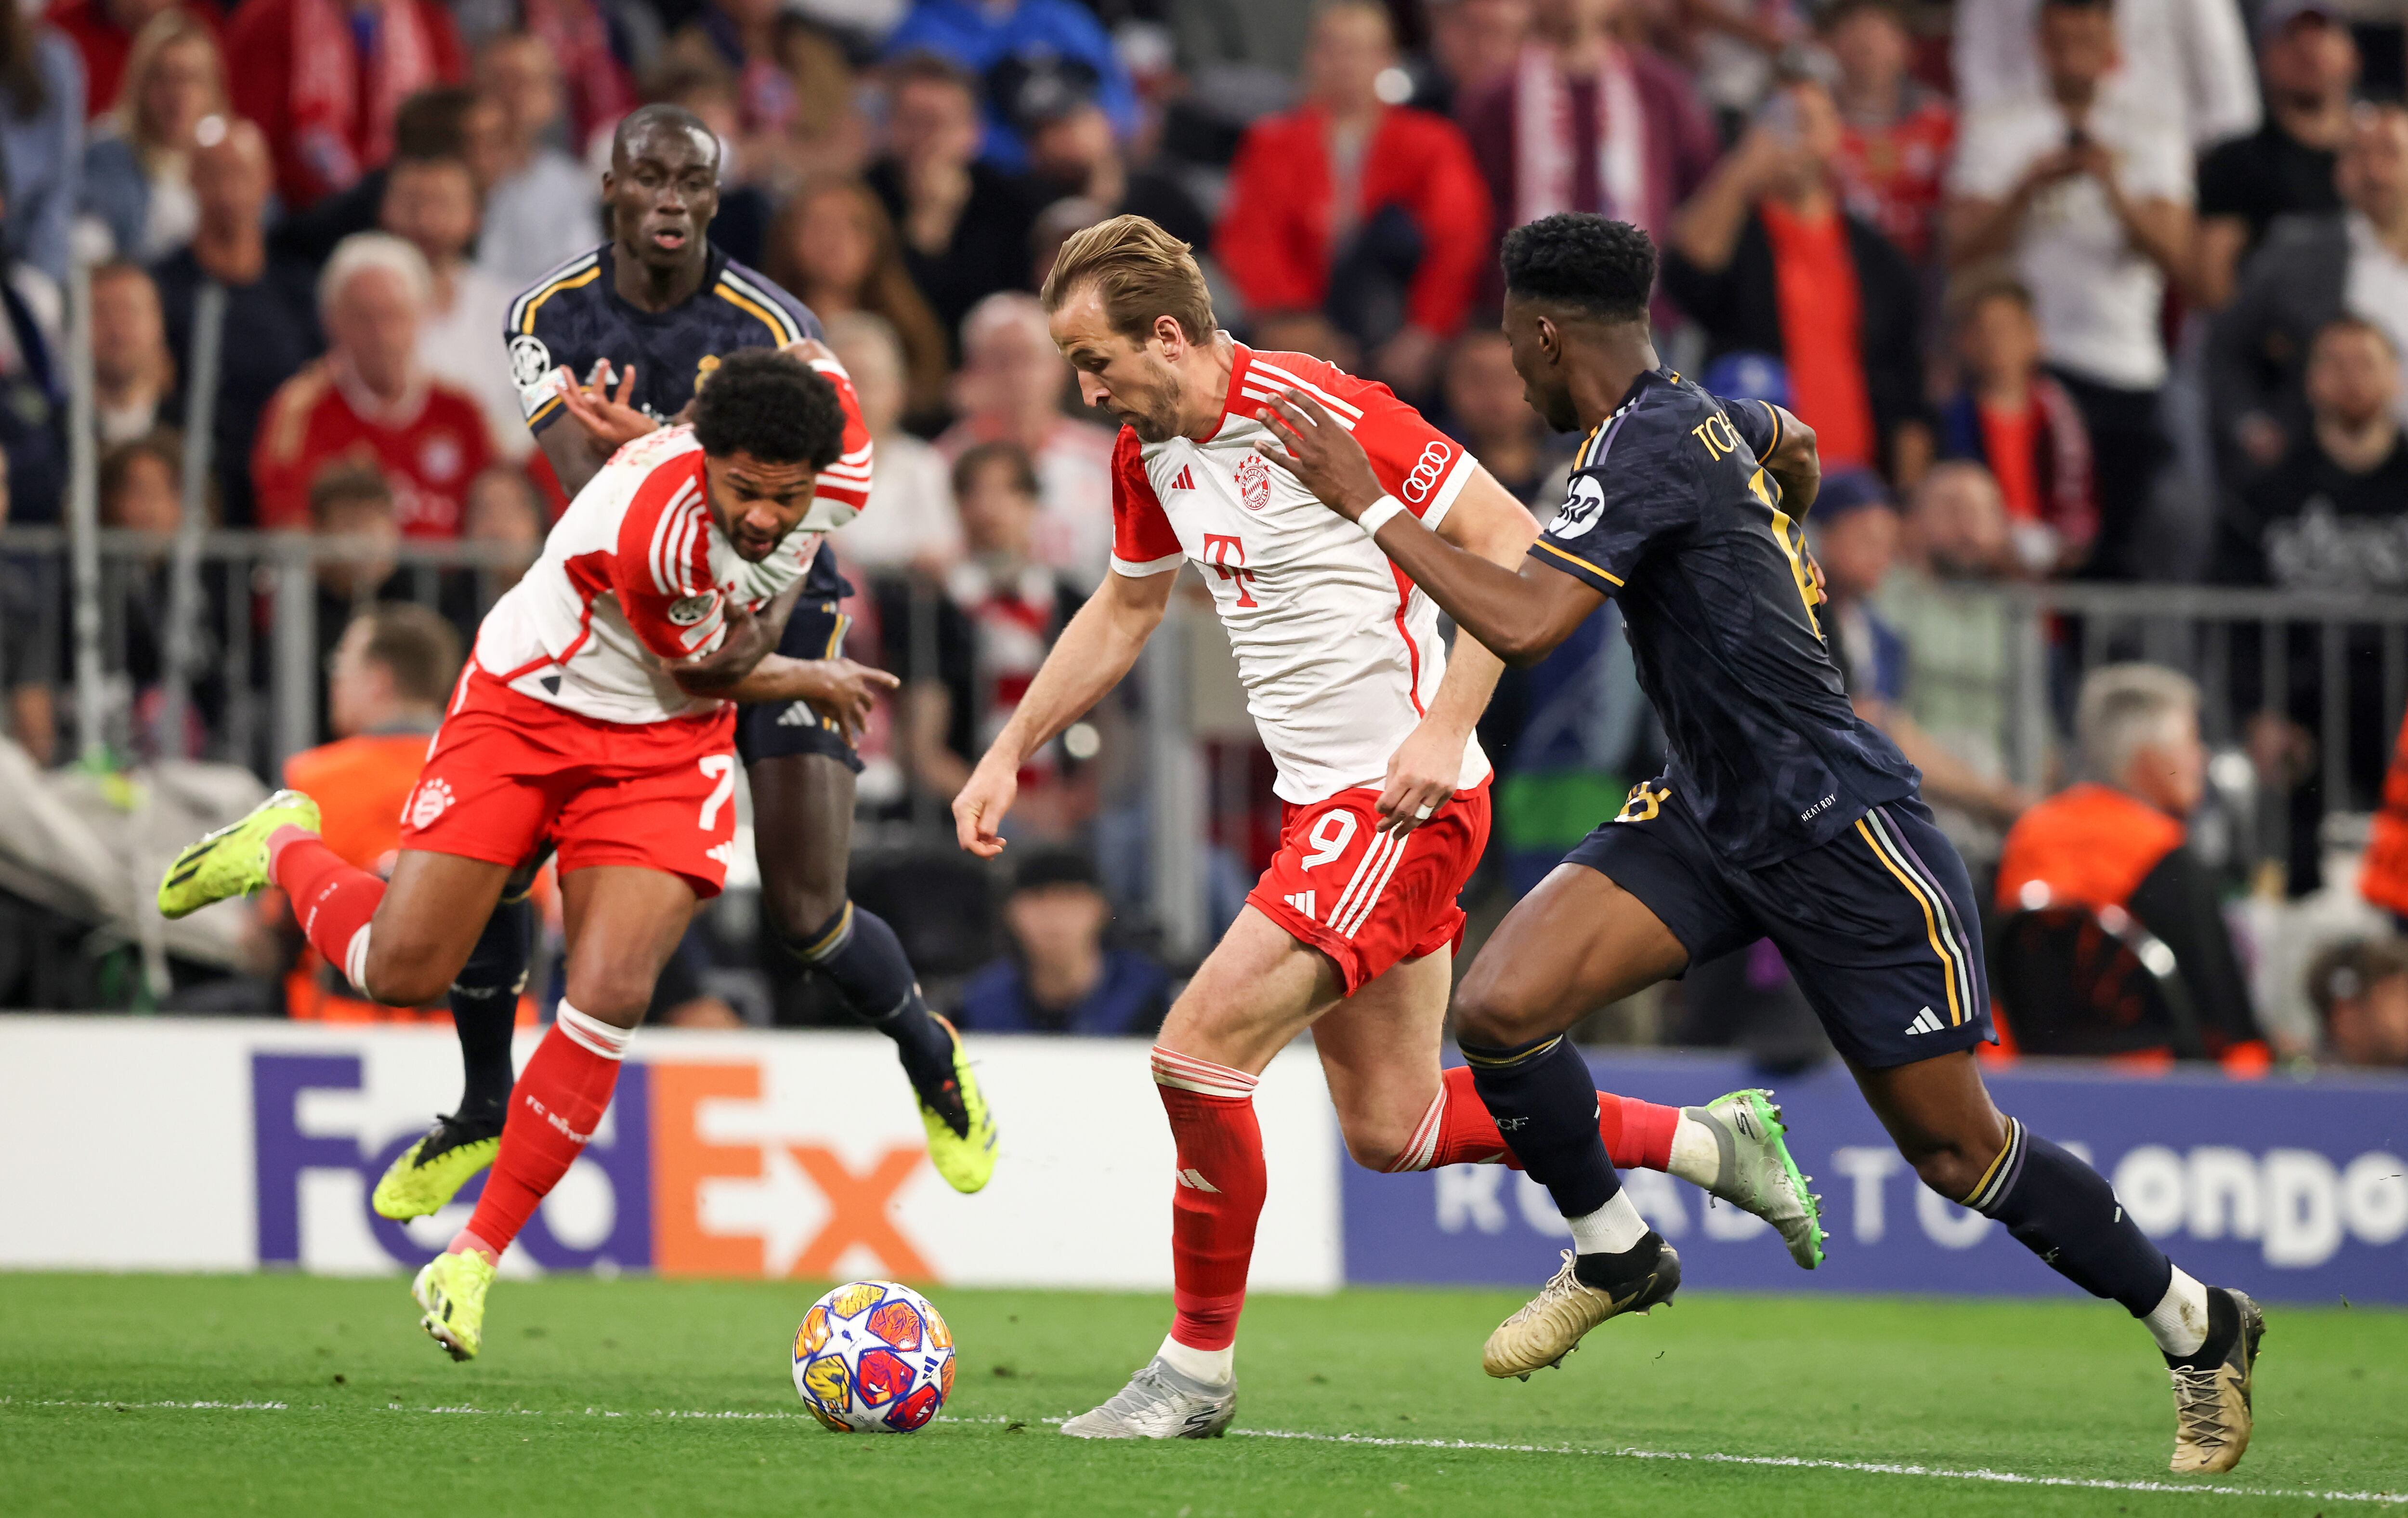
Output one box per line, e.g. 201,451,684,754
791,1280,956,1433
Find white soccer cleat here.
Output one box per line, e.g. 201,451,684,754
1689,1088,1826,1268
1059,1357,1236,1439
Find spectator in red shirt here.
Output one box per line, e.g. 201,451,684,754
1937,274,2097,575
1215,0,1490,398
44,0,217,120
252,232,492,538
225,0,464,211
1662,76,1932,482
1821,0,1954,267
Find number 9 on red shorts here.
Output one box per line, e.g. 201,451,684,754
1244,781,1492,993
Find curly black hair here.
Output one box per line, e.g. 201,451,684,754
690,349,847,469
1500,214,1656,323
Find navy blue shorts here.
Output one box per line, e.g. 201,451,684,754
1564,788,1993,1069
735,579,864,774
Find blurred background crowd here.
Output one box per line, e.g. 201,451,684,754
0,0,2406,1079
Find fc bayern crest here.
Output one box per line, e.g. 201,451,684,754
667,594,715,625
1235,451,1271,512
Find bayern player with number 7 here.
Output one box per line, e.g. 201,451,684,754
157,351,859,1361
950,216,1826,1440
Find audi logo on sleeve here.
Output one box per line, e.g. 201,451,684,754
1400,441,1453,503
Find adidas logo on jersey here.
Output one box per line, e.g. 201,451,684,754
1175,1168,1221,1194
1904,1007,1945,1036
775,700,816,727
1171,466,1195,490
707,841,737,868
1284,890,1316,922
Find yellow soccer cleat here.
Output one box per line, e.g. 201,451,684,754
157,789,321,920
412,1249,495,1362
372,1114,503,1221
1483,1243,1681,1380
918,1016,998,1195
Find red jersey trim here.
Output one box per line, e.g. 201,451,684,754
1389,562,1426,717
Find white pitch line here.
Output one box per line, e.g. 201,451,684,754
1225,1427,2408,1505
8,1398,2403,1506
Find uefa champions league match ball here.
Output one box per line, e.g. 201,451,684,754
791,1280,956,1433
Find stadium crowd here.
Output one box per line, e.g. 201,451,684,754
0,0,2406,1070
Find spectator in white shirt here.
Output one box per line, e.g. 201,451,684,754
380,151,529,462
935,292,1115,591
1947,0,2196,580
1951,0,2258,152
471,31,601,289
825,309,961,578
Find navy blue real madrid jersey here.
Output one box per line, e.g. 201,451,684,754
1529,369,1918,869
503,241,841,595
504,242,822,436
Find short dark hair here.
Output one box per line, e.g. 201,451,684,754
2306,936,2408,1022
309,463,394,527
351,602,462,705
690,349,848,467
394,86,480,161
1501,214,1656,323
2313,312,2399,359
887,49,978,97
953,439,1040,500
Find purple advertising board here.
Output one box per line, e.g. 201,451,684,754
1342,1052,2408,1305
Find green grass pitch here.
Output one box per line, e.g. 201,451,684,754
3,1273,2403,1517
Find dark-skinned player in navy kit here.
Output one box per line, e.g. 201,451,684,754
368,105,995,1224
1254,212,2262,1476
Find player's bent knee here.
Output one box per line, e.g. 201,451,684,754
1451,975,1551,1051
359,941,455,1009
1335,1113,1418,1173
1906,1142,1998,1205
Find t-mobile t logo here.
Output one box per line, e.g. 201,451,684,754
1202,534,1258,608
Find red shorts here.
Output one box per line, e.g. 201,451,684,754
399,671,740,898
1246,781,1492,994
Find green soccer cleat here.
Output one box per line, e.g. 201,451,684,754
1689,1088,1826,1268
412,1249,495,1362
156,789,322,920
917,1016,998,1194
372,1114,503,1221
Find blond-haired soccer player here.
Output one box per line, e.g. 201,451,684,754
951,216,1825,1440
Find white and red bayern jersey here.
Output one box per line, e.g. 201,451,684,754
1112,344,1491,803
471,360,873,725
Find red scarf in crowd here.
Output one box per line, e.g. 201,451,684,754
288,0,441,195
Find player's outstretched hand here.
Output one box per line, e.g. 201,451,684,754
795,658,901,746
952,756,1019,859
557,362,657,460
1252,389,1385,519
1377,719,1462,837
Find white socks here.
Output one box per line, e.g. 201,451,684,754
1666,1112,1722,1190
2142,1267,2210,1357
1158,1334,1234,1387
1567,1189,1650,1255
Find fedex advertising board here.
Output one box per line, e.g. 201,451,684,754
0,1018,1341,1292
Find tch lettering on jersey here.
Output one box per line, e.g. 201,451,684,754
1203,534,1259,608
1690,411,1749,461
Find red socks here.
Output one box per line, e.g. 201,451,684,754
269,827,385,989
1388,1065,1679,1174
456,1003,630,1260
1151,1047,1267,1354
